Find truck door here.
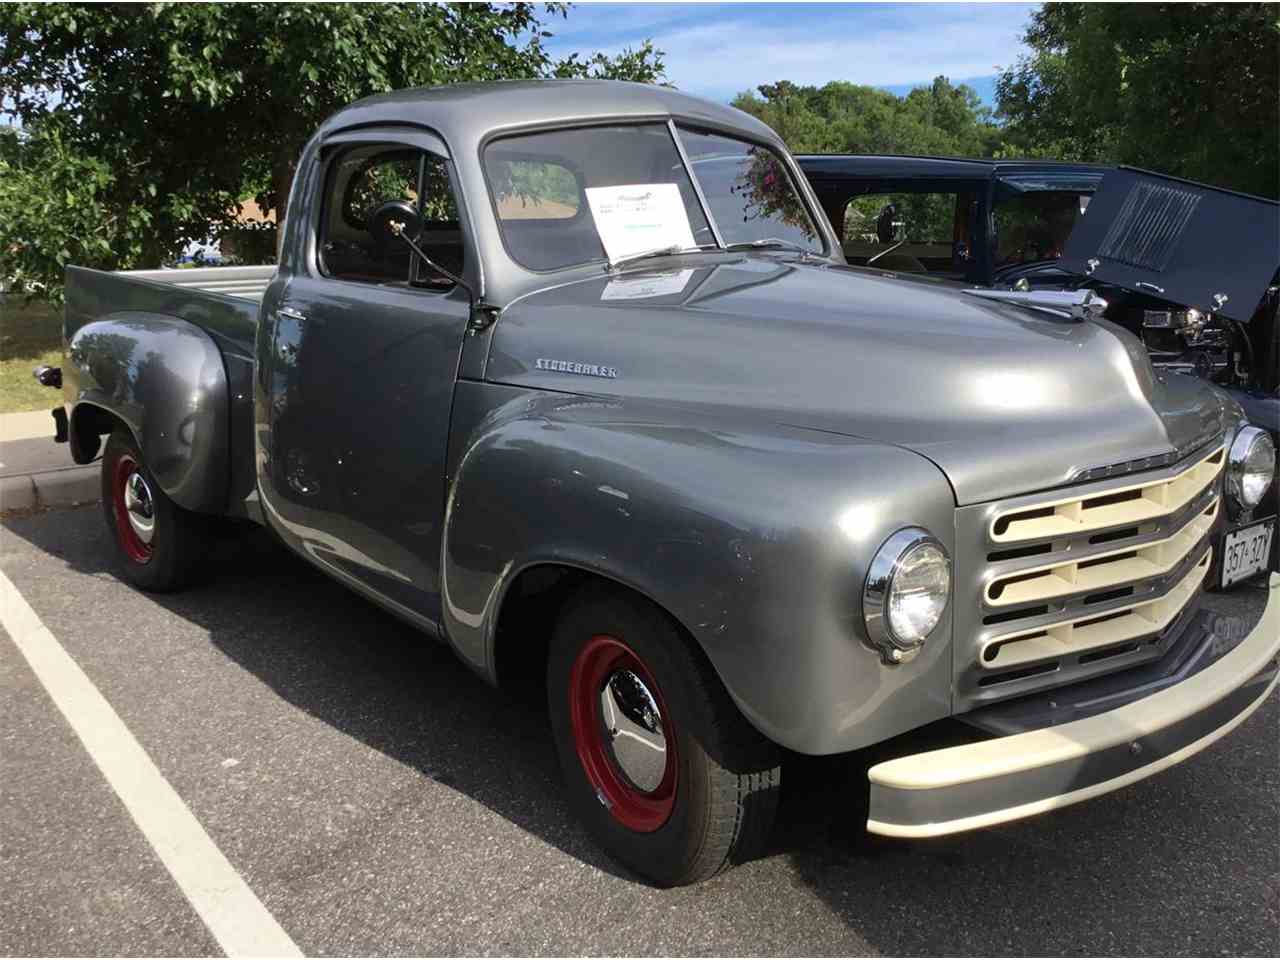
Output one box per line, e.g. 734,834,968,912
258,133,475,628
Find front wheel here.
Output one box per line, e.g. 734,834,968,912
548,585,781,886
101,429,212,591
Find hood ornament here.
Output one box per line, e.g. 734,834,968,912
963,288,1110,322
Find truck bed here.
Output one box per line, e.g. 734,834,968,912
63,264,272,357
62,263,272,516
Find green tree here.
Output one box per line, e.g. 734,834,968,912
0,2,664,298
995,2,1280,198
0,121,154,302
732,77,1001,158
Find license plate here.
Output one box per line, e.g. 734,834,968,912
1221,519,1275,587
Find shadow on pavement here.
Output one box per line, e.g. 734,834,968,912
4,506,1277,955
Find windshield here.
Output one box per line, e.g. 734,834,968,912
674,126,822,252
483,123,822,271
993,189,1094,269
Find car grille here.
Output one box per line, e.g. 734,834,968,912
953,440,1225,710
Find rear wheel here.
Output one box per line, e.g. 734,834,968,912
548,584,781,886
101,430,211,591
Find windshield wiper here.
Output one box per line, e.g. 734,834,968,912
607,244,718,270
725,238,815,258
608,238,816,270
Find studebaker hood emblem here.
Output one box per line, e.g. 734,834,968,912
536,358,619,379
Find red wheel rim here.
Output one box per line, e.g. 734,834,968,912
569,634,677,832
112,454,154,564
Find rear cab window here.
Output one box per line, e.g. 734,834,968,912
490,159,581,221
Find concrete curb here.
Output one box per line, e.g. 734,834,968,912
0,465,99,512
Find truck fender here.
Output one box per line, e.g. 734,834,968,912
65,313,230,514
441,385,958,755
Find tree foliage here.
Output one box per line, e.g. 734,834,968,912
732,77,1002,158
0,1,664,299
995,2,1280,198
0,122,155,301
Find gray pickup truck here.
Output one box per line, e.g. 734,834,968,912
42,81,1279,886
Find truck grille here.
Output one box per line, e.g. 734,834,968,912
953,441,1225,709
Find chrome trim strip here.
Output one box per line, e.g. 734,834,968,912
1069,430,1224,485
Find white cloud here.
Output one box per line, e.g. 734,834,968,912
547,2,1038,102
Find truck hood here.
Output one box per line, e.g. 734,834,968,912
486,256,1235,505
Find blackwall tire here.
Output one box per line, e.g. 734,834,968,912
101,429,211,592
548,584,781,886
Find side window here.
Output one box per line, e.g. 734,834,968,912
489,159,581,221
342,152,419,230
841,192,968,274
320,144,465,287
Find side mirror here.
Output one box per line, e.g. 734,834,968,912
369,199,423,253
875,203,905,245
371,198,474,297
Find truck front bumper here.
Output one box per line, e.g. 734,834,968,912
867,573,1280,838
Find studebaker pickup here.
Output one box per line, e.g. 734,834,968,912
41,81,1280,886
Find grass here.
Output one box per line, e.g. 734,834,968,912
0,298,64,414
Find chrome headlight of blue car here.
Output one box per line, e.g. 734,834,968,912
1226,426,1276,515
863,528,951,664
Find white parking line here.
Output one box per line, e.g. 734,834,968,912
0,569,303,958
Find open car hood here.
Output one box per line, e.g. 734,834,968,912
1061,166,1280,322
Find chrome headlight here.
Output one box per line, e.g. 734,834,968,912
863,528,951,664
1226,426,1276,514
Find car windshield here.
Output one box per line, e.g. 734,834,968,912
483,123,822,271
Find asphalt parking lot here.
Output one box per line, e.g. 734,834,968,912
1,502,1277,957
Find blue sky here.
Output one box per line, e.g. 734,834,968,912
544,2,1040,107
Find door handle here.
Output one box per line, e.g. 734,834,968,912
278,305,324,328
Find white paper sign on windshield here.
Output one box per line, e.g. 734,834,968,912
585,183,697,264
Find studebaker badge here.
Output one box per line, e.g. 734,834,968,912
535,358,619,379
